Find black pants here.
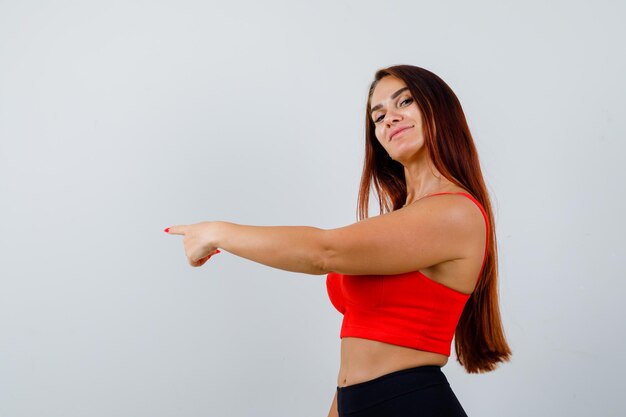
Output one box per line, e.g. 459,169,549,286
336,365,468,417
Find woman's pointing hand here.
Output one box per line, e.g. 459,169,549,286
165,221,221,267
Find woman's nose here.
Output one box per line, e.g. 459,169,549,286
384,110,402,125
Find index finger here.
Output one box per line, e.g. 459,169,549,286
164,225,186,235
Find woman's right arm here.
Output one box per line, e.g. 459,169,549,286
327,390,338,417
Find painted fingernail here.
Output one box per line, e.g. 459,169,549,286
164,227,170,233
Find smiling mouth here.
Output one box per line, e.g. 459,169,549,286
390,126,413,141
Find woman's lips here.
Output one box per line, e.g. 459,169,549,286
391,126,412,140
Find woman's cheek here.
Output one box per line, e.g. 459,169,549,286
375,127,383,142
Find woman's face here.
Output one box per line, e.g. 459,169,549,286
370,76,426,162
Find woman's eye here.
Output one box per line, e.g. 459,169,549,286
373,98,413,123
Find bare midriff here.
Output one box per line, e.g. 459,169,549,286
337,337,449,388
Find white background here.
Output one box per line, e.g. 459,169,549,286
1,1,624,416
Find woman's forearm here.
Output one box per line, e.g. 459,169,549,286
215,221,327,275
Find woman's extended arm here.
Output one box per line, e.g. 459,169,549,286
215,221,327,275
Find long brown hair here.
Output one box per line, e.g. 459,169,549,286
359,64,512,373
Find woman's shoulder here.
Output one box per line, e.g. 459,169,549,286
411,187,474,206
414,188,487,231
422,187,481,206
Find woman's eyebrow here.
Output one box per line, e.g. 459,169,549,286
370,87,410,115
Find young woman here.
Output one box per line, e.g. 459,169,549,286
166,64,512,417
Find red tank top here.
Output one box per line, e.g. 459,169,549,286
325,192,489,356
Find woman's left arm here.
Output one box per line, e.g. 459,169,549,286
217,221,327,275
167,221,327,275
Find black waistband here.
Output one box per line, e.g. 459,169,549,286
336,365,448,414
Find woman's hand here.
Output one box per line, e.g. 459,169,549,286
165,221,222,267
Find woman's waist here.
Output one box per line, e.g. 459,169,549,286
337,337,448,387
